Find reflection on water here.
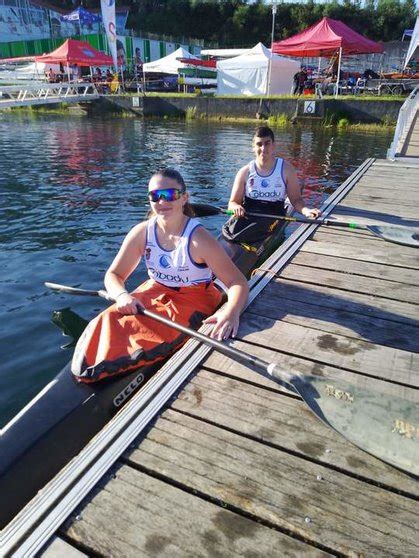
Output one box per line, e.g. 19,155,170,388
0,113,393,425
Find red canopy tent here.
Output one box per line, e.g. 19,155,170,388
35,39,113,66
272,17,383,96
272,17,383,57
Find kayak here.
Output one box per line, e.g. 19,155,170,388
0,217,288,529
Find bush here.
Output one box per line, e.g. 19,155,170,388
337,118,350,130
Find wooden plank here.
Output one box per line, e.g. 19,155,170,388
354,182,418,193
312,226,375,241
300,240,419,270
258,272,419,324
329,208,419,229
344,199,416,213
310,230,419,255
126,409,419,557
247,283,419,352
280,261,419,304
171,374,419,493
364,164,419,172
339,200,418,219
367,160,419,167
62,464,324,557
290,250,419,285
40,537,87,558
199,354,419,490
235,312,419,387
358,174,419,183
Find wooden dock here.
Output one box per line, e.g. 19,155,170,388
38,158,419,557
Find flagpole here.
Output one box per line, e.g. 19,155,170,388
266,0,277,97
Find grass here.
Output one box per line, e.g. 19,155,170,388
185,106,197,119
267,113,291,127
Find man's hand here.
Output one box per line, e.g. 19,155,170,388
302,207,321,219
229,202,245,218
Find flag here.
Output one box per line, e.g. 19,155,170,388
100,0,118,69
60,7,101,25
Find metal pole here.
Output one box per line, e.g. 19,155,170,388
266,1,277,97
335,47,342,98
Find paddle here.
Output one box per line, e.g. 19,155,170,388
190,202,419,247
45,281,418,476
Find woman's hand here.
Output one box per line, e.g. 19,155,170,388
229,202,245,218
302,207,321,219
115,292,144,315
203,308,240,341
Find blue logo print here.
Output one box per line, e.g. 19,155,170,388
159,255,171,269
82,49,95,58
261,179,270,188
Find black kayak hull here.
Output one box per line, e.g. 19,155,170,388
0,221,287,528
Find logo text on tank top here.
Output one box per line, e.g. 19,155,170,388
148,252,190,283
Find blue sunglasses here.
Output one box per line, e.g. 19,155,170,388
148,188,184,202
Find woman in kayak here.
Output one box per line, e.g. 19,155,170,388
223,125,321,243
72,168,249,383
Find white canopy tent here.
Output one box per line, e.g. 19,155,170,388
143,47,197,74
201,48,251,58
403,16,419,69
217,43,300,96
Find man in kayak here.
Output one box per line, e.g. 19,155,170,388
72,168,249,383
223,125,321,243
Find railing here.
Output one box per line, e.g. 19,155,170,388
0,82,100,108
387,86,419,160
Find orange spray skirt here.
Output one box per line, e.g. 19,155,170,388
71,279,223,383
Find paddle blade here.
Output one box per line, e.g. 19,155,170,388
294,375,419,476
51,308,88,347
45,282,98,296
367,225,419,247
190,203,224,217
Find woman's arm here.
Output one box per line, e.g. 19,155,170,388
227,165,249,218
283,161,321,218
104,222,147,314
191,228,249,340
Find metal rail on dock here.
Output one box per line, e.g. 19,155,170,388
387,86,419,160
0,82,99,109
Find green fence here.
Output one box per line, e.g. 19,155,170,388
1,33,200,62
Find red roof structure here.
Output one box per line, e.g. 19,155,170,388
35,39,113,66
272,17,383,57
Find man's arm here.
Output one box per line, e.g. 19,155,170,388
227,164,249,217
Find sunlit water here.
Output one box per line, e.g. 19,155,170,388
0,113,393,425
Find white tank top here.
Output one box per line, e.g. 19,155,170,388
145,217,212,288
245,158,287,202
